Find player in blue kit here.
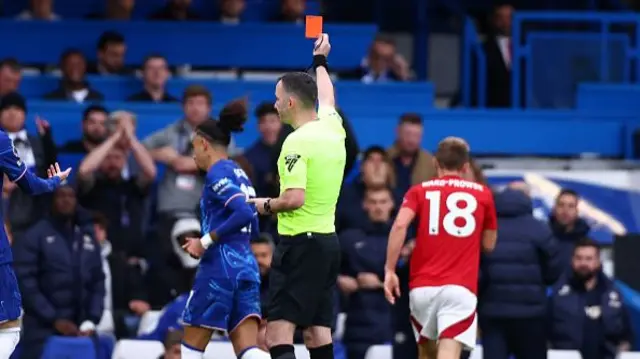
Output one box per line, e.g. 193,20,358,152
0,132,70,359
180,100,270,359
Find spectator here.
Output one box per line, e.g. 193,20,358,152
86,0,135,20
76,111,156,258
13,186,105,359
340,187,395,359
478,186,563,359
128,54,178,103
43,48,104,103
58,105,109,153
0,58,22,98
160,330,183,359
550,189,591,271
347,35,411,83
273,0,305,23
94,212,149,338
218,0,245,24
139,293,188,341
484,4,513,108
88,31,133,75
245,102,281,197
0,93,57,236
149,0,200,21
387,113,436,195
549,238,634,359
337,146,397,232
251,233,274,310
16,0,60,20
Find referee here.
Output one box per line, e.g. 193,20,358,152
249,33,344,359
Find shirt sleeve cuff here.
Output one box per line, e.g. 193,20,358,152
79,320,96,332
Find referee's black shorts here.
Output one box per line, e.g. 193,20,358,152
266,232,340,328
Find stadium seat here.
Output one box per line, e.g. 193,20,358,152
547,350,582,359
137,310,163,336
620,353,640,359
365,344,391,359
111,339,164,359
41,336,98,359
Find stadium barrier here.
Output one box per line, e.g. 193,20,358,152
0,21,376,70
576,83,640,113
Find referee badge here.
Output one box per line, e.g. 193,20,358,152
284,154,301,172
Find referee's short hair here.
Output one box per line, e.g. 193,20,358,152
435,136,470,171
278,72,318,109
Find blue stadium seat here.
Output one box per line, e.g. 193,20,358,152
0,21,376,70
41,336,98,359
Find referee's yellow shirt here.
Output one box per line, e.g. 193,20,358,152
276,106,346,236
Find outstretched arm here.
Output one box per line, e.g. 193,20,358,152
313,34,336,108
0,142,69,195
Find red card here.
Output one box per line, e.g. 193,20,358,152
305,15,323,39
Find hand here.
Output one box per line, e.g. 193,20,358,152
129,300,151,315
313,33,331,57
383,269,401,305
47,162,72,182
35,116,50,136
337,275,358,294
182,237,205,259
119,116,136,139
357,272,382,289
3,174,16,197
54,319,79,336
247,198,270,215
170,157,196,174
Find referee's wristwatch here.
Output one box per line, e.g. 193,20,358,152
264,198,273,215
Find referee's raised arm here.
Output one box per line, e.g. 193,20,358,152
313,34,336,108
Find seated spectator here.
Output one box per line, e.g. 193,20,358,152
13,186,105,359
340,187,395,359
478,186,562,359
138,293,188,341
43,49,104,103
251,233,274,310
337,146,397,232
387,113,436,195
16,0,60,20
245,102,281,197
58,105,109,153
272,0,305,23
77,111,156,258
345,36,410,83
1,93,57,237
94,212,150,339
87,31,133,75
160,330,183,359
149,0,201,21
218,0,245,24
549,238,634,359
86,0,135,20
550,189,591,271
0,58,22,99
128,55,178,103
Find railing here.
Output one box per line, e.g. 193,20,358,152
461,17,487,107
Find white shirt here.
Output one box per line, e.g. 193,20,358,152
496,35,512,69
97,241,114,334
8,130,36,168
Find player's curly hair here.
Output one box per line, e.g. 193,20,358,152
196,98,247,147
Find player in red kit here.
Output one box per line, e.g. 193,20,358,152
384,137,498,359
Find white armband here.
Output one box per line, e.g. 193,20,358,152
200,233,214,249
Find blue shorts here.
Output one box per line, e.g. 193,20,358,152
182,276,261,333
0,264,22,323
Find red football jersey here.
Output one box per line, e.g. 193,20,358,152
402,175,497,293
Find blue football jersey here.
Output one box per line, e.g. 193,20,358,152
198,159,260,282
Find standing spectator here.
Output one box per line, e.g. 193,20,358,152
484,4,513,108
86,0,135,20
337,146,397,232
88,31,133,75
340,187,395,359
13,186,105,359
387,113,436,195
245,102,281,197
550,189,591,271
58,105,109,153
272,0,305,23
218,0,245,24
0,59,22,99
43,49,104,103
76,112,156,258
1,93,58,236
478,186,563,359
128,55,178,103
93,212,150,338
348,36,411,83
16,0,60,20
149,0,201,21
549,238,634,359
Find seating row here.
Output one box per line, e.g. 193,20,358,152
0,21,376,69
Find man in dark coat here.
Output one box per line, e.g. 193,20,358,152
549,189,591,271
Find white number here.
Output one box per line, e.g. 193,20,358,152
240,183,256,233
425,191,477,237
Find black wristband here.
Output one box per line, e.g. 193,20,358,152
264,198,273,215
312,55,329,71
